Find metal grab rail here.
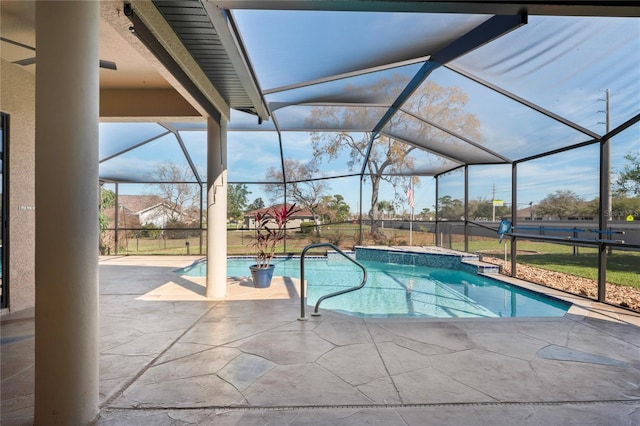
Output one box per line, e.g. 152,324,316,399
298,243,367,321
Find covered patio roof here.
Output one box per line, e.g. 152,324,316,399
99,1,639,185
2,1,638,185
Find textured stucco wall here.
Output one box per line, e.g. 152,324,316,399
0,59,36,312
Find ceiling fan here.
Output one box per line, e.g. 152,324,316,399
1,36,117,70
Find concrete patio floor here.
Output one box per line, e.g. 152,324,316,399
2,255,639,425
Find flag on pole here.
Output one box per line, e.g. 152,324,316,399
406,186,414,208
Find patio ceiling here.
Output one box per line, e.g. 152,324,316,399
109,0,639,184
2,1,639,184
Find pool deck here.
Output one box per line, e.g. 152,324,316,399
2,255,640,425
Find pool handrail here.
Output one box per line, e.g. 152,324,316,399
298,243,367,320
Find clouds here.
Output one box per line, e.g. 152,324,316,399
227,132,282,182
518,147,600,203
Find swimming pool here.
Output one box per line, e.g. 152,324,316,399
178,256,570,319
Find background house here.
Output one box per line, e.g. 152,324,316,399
105,195,192,228
243,204,317,230
516,205,541,221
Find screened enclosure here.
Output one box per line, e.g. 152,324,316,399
99,5,639,311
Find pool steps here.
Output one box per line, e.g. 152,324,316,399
460,258,500,274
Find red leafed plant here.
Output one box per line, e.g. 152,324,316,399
251,204,300,268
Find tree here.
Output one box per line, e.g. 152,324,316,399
419,207,434,220
247,197,265,211
377,200,394,219
317,195,334,223
581,197,601,220
588,196,640,220
319,194,351,223
146,162,198,220
99,186,116,233
468,198,510,220
99,186,116,254
228,184,250,223
612,196,640,220
265,158,328,234
615,152,640,196
309,79,481,234
536,190,585,220
438,195,464,220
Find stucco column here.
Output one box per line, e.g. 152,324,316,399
34,2,99,424
207,116,227,298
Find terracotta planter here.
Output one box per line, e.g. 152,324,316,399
250,264,275,288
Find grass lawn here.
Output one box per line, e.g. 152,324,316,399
520,252,639,288
457,240,640,289
113,235,205,255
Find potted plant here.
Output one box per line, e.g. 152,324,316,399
249,203,299,288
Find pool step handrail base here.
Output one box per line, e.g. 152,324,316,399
299,243,367,320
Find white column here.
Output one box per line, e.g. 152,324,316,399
34,2,99,424
207,117,227,298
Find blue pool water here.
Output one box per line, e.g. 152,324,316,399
178,257,569,319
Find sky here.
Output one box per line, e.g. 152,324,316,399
105,122,637,216
102,12,639,217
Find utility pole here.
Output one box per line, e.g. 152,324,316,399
606,88,612,221
492,183,496,222
598,88,612,221
597,88,611,302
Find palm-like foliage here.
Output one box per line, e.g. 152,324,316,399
251,204,300,268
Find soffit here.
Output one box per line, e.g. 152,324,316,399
137,1,639,172
152,0,267,120
0,0,171,90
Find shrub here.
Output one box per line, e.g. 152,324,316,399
165,219,199,239
140,223,162,238
372,232,389,245
300,222,315,234
328,230,345,247
309,233,322,244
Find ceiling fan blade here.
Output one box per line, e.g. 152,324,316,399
13,57,36,66
12,57,117,70
99,60,117,70
3,36,117,70
0,36,36,51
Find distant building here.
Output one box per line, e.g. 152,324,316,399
105,195,193,228
516,205,541,221
516,204,594,221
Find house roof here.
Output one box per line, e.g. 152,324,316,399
101,205,140,228
117,195,170,214
244,203,314,219
516,206,535,218
94,2,639,185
